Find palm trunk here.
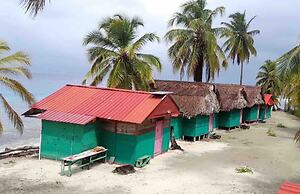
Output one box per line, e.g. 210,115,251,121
194,56,203,82
239,63,244,85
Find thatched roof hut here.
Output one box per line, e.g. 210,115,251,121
243,86,264,107
214,84,248,112
152,80,220,117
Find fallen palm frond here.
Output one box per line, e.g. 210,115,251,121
267,129,277,137
235,166,253,174
277,123,287,128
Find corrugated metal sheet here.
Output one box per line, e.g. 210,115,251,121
39,110,96,125
278,181,300,194
264,94,274,106
31,85,179,124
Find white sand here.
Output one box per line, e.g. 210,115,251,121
0,111,299,194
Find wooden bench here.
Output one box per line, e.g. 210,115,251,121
60,146,107,177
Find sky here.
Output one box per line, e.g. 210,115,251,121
0,0,300,85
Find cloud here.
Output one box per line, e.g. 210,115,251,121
0,0,299,85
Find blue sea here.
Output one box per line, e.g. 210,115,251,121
0,73,81,150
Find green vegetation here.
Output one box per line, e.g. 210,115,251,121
20,0,48,16
276,123,287,128
165,0,227,82
256,60,281,106
82,15,162,90
221,11,260,85
235,166,253,174
267,129,276,137
0,41,34,134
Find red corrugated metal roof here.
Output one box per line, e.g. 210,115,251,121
278,181,300,194
39,110,96,125
264,94,274,105
31,85,179,124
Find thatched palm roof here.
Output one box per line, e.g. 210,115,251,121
214,84,248,112
152,80,220,117
243,85,264,107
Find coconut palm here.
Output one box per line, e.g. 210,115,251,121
221,11,260,85
276,40,300,76
256,60,281,97
0,41,35,134
82,15,162,91
20,0,48,16
165,0,227,82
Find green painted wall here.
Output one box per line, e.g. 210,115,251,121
41,119,171,164
100,127,170,165
243,105,259,122
41,120,100,160
259,106,272,120
182,115,209,137
259,106,266,120
219,109,241,128
171,117,183,139
266,106,272,118
213,113,219,129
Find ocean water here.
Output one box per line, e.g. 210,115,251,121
0,73,81,150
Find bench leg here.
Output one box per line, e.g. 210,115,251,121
67,164,72,177
60,161,65,176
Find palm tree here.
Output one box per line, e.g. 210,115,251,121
20,0,48,17
82,14,162,91
165,0,227,82
221,11,260,85
0,41,35,134
256,60,281,96
277,40,300,76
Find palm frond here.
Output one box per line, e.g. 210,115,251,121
131,33,159,53
20,0,49,17
0,67,32,79
0,77,35,105
0,52,30,66
0,94,23,133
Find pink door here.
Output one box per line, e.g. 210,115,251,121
209,113,214,130
154,120,164,155
240,109,243,124
257,105,260,120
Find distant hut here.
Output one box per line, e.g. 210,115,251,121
152,80,220,140
23,85,179,165
259,94,274,120
215,84,248,129
242,86,264,122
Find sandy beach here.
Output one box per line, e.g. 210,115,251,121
0,111,299,194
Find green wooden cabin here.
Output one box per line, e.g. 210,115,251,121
259,105,272,120
219,109,242,128
24,85,180,165
242,86,264,123
242,105,260,122
153,81,220,140
259,94,274,120
214,84,248,128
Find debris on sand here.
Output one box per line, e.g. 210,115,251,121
235,166,253,174
0,146,39,160
267,129,277,137
209,132,221,139
170,127,184,151
112,165,136,175
240,124,250,129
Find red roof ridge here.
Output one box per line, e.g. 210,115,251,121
65,84,152,95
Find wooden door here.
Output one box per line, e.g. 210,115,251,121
154,120,164,155
209,113,214,130
240,109,243,124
